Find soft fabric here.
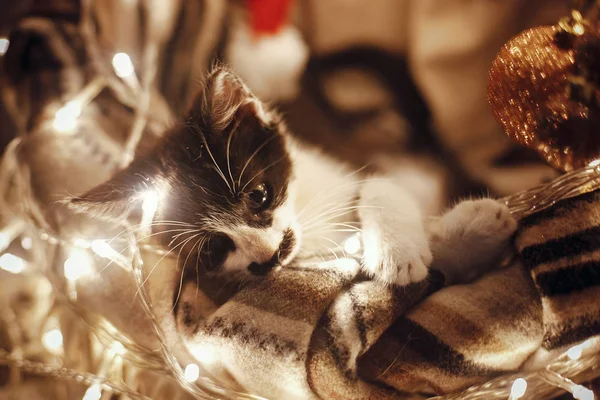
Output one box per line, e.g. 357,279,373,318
169,190,600,399
516,190,600,350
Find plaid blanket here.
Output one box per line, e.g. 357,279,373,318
164,189,600,399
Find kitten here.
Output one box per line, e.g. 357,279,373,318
71,67,517,287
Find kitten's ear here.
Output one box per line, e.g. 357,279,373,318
192,66,269,131
68,157,160,221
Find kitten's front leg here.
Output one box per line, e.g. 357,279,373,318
358,178,432,286
427,198,517,285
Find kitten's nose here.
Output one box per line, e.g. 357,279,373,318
247,251,279,276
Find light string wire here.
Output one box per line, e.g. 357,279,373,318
1,133,599,399
1,1,600,398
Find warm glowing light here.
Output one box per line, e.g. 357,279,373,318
573,385,594,400
0,253,26,274
53,101,82,133
343,233,362,255
589,159,600,167
510,378,527,399
91,240,118,259
21,236,33,250
42,328,63,352
183,363,200,382
74,238,91,249
64,247,95,281
141,190,159,216
0,233,10,251
568,344,583,360
573,23,585,36
110,341,126,356
112,53,135,78
0,38,9,56
82,383,102,400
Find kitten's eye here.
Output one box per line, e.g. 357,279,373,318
247,183,272,213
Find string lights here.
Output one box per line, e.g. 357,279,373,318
52,77,106,134
343,232,362,255
0,37,8,56
41,328,64,354
183,363,201,383
0,253,26,274
509,378,527,400
1,4,600,400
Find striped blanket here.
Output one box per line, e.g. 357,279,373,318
169,189,600,399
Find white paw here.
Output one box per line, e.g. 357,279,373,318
443,198,517,242
431,198,517,285
361,228,432,286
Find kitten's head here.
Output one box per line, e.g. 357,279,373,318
71,67,300,276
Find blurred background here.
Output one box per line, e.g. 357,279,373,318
0,0,570,213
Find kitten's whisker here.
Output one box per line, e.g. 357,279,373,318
106,221,196,244
299,199,358,226
300,204,381,228
240,155,286,193
190,180,229,200
297,177,384,219
194,236,209,299
237,133,278,190
198,130,233,194
313,235,345,255
225,122,237,192
134,237,192,300
172,234,204,312
303,229,361,237
302,221,361,233
171,229,201,241
96,228,196,276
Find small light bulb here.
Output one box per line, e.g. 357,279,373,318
510,378,527,399
110,341,126,356
0,233,10,252
53,101,82,133
343,233,362,255
573,23,585,36
0,253,26,274
21,236,33,250
0,38,9,56
112,53,135,78
42,328,63,352
91,240,118,259
82,383,102,400
568,344,583,360
141,190,159,216
64,248,95,281
573,385,594,400
183,363,200,382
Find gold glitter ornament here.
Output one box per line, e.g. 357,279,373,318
488,25,600,172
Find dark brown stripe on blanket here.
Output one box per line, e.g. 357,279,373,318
536,261,600,296
543,315,600,349
371,317,494,376
520,226,600,269
518,190,598,231
201,316,305,362
349,290,368,350
319,311,355,380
